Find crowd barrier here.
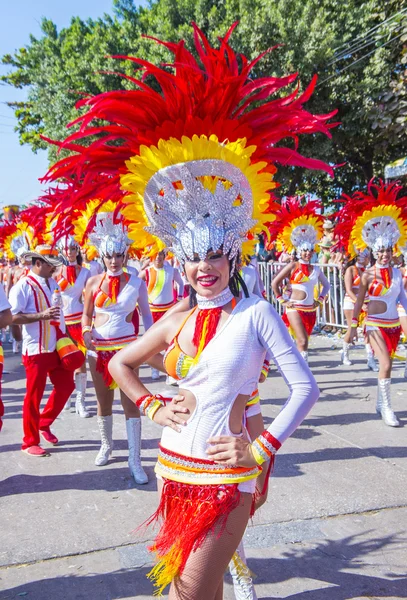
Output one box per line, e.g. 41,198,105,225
258,261,347,329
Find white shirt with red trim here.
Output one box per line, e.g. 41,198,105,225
9,272,65,356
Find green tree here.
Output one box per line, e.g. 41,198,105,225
2,0,407,202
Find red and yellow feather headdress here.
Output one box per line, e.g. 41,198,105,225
335,180,407,257
0,208,38,260
267,196,324,253
41,22,337,268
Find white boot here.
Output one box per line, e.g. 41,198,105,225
12,340,21,354
151,368,161,380
341,341,352,366
366,343,379,372
377,379,400,427
229,540,257,600
300,350,308,364
95,415,114,466
75,373,90,418
126,418,148,484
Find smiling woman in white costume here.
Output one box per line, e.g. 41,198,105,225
41,22,337,600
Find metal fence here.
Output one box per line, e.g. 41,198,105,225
258,261,347,329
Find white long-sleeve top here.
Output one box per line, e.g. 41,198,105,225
161,295,319,464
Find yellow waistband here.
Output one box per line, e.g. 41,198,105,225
155,445,260,486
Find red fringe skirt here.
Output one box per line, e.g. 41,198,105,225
365,317,401,358
96,350,117,389
143,445,261,595
380,326,401,357
282,305,317,338
145,479,241,595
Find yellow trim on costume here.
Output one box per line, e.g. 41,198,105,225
365,317,400,328
155,446,260,486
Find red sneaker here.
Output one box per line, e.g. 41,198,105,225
22,445,49,457
40,429,59,445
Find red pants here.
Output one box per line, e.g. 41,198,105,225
22,351,75,449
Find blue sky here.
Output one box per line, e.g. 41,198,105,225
0,1,144,209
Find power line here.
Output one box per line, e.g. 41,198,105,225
332,6,407,56
318,30,405,87
0,113,15,120
327,20,403,67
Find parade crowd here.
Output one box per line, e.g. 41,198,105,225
0,23,406,600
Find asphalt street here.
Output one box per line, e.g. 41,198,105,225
0,333,406,599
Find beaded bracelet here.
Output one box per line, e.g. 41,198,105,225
317,295,325,305
136,393,169,420
251,430,281,465
82,325,92,335
351,317,358,329
261,359,270,378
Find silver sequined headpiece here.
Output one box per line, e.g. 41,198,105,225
10,233,30,261
88,212,131,256
362,216,400,256
56,235,79,253
143,160,256,272
291,225,318,252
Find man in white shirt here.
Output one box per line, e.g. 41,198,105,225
0,285,12,432
9,245,75,457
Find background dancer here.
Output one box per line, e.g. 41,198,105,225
270,197,330,363
55,235,91,417
140,250,184,380
81,211,153,483
396,245,407,378
241,255,265,298
339,181,407,427
0,282,12,432
0,211,35,353
340,249,378,370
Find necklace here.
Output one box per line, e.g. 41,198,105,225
196,287,234,309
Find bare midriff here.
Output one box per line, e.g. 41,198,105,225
176,388,250,435
94,310,134,328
